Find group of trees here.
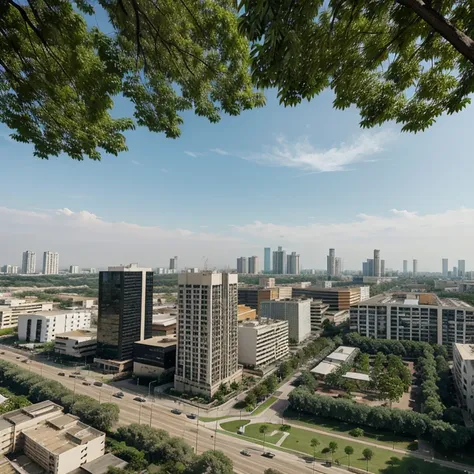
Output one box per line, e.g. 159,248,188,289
243,374,278,410
288,388,474,451
0,361,119,431
343,333,447,359
113,424,233,474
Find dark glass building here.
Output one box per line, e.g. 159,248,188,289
96,264,153,363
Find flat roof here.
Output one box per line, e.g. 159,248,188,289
455,343,474,360
79,453,128,474
56,329,96,339
2,401,62,426
355,293,474,310
135,336,176,348
311,361,340,375
343,372,371,382
18,309,89,317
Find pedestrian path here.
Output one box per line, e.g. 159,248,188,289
276,431,290,446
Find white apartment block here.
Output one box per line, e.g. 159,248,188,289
54,330,97,359
350,293,474,348
259,277,275,288
259,298,311,343
278,287,293,299
43,251,59,275
248,256,259,274
22,250,36,274
175,272,242,397
1,265,19,274
0,298,54,329
238,319,289,368
309,299,330,331
18,310,91,343
453,343,474,415
69,265,80,274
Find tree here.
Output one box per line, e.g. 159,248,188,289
362,448,374,472
187,450,233,474
239,0,474,134
230,381,239,392
259,424,269,452
328,441,338,462
297,372,317,391
349,428,364,438
265,374,278,394
344,446,354,467
377,372,405,408
310,438,320,466
0,0,264,161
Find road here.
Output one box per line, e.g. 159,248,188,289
0,349,338,474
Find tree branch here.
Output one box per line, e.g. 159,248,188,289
396,0,474,64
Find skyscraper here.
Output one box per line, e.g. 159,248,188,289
362,262,369,276
403,260,408,274
453,266,459,278
169,256,178,272
175,272,241,396
96,263,153,368
22,250,36,274
273,246,287,274
367,259,374,277
327,248,336,276
373,249,381,277
248,256,259,274
458,260,466,278
69,265,79,274
335,257,342,276
42,251,59,275
236,257,248,274
264,248,271,273
442,258,449,277
287,252,300,275
413,259,418,276
381,259,385,277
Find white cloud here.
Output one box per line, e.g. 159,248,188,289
131,160,140,165
241,130,393,172
210,148,229,156
184,151,204,158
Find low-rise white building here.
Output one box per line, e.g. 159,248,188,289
238,319,289,368
0,298,54,329
18,310,91,343
54,330,97,358
259,298,311,343
453,343,474,415
309,299,330,331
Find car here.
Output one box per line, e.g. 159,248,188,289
171,409,182,415
77,376,85,380
93,381,103,387
58,372,65,376
186,413,197,420
134,397,146,402
240,450,251,457
22,359,29,363
0,351,5,355
82,381,91,386
113,392,124,398
262,452,275,459
73,371,81,375
69,374,76,378
16,356,21,359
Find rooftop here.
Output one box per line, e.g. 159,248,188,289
2,401,62,426
18,309,89,318
135,336,177,348
55,329,96,340
311,361,340,376
108,263,152,272
455,343,474,360
342,372,371,382
79,453,128,474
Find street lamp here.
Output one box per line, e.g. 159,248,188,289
148,380,158,398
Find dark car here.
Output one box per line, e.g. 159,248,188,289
262,452,275,459
113,392,124,398
82,381,91,386
134,396,146,402
240,450,251,457
186,413,197,420
171,409,182,415
58,372,65,376
69,374,76,378
93,381,103,387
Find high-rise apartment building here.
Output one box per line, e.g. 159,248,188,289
22,250,36,274
69,265,79,274
442,258,449,277
1,265,18,274
42,251,59,275
175,272,242,396
169,256,178,272
273,246,287,274
453,344,474,415
95,263,153,372
236,257,248,274
458,260,466,278
381,259,385,277
327,249,336,276
453,266,459,278
403,260,408,274
248,256,259,274
287,251,300,275
413,259,418,276
374,249,381,277
264,247,271,273
335,257,343,276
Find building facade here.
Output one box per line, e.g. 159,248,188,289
18,310,91,343
442,258,449,277
272,246,286,274
413,259,418,276
54,330,97,358
238,319,289,368
42,251,59,275
69,265,79,274
327,249,336,277
0,298,54,329
22,251,36,274
259,298,311,343
174,272,242,397
309,299,330,331
286,252,300,275
452,343,474,415
169,256,178,272
237,304,257,322
458,260,466,278
95,264,153,370
350,293,474,348
236,257,248,274
292,286,364,311
403,260,408,274
248,256,259,274
259,277,275,288
133,336,176,377
264,248,271,273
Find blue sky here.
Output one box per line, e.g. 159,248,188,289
1,72,474,270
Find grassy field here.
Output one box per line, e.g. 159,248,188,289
199,415,231,423
220,420,250,432
284,410,417,451
224,421,458,474
251,396,278,416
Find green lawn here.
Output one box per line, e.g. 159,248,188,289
231,422,458,474
284,409,417,451
220,420,250,433
199,415,230,423
251,396,278,416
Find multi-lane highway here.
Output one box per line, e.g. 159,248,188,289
0,348,331,474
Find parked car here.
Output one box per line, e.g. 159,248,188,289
82,381,91,386
73,371,81,375
93,381,103,387
113,392,124,398
16,356,21,359
171,409,182,415
134,397,146,403
0,351,5,355
69,374,76,378
240,450,251,457
186,413,197,420
58,372,65,376
262,452,275,459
